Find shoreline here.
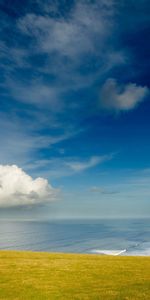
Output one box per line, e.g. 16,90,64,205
0,249,150,257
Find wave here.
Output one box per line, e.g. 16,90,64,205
90,249,126,256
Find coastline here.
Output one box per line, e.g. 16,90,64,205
0,248,150,257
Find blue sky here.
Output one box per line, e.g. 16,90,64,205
0,0,150,219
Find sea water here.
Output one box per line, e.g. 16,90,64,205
0,218,149,255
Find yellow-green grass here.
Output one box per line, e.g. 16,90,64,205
0,251,150,300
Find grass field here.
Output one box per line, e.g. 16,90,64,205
0,251,150,300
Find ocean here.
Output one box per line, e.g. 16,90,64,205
0,218,149,256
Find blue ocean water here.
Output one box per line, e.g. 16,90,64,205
0,219,149,256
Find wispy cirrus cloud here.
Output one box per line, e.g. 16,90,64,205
2,0,121,107
17,1,114,59
65,154,113,172
0,111,80,167
0,0,127,120
24,153,114,179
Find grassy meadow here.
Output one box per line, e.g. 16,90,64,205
0,251,150,300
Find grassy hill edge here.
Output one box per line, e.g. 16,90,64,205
0,250,150,300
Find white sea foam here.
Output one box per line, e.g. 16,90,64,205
126,248,150,256
90,249,127,256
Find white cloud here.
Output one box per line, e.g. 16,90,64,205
66,155,112,172
0,165,58,207
18,1,113,59
100,78,149,111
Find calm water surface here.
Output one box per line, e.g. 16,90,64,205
0,219,149,255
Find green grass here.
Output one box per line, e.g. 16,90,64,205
0,251,150,300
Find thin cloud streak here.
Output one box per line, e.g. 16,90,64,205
66,155,113,172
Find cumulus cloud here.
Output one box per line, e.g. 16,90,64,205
0,165,58,207
100,78,149,111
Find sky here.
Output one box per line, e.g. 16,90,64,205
0,0,150,219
